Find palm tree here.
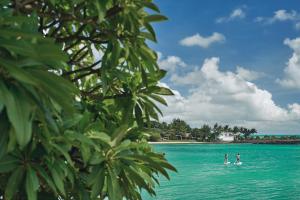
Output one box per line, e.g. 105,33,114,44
211,123,224,141
223,125,229,132
232,126,240,141
169,118,191,139
200,124,211,141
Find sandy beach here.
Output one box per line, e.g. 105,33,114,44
148,141,210,144
149,139,300,144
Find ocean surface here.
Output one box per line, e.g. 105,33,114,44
143,144,300,200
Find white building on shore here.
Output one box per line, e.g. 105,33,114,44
218,132,235,142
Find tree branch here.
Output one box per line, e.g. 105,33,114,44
68,45,88,64
63,60,102,76
71,69,99,82
69,50,89,65
55,24,87,43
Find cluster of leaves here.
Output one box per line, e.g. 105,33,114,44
0,0,176,199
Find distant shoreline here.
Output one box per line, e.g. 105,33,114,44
148,141,209,144
149,140,300,145
148,141,235,144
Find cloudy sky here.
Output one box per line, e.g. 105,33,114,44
150,0,300,134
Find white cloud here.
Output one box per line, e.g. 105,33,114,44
295,22,300,30
273,10,297,21
236,66,264,81
277,37,300,88
159,57,300,133
216,8,246,23
231,8,245,18
179,32,225,48
255,17,264,23
256,9,300,26
157,52,186,71
158,82,187,122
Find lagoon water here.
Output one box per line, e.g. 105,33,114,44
143,144,300,200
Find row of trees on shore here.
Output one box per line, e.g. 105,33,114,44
149,118,258,142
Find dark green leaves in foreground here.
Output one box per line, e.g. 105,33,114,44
0,0,175,200
25,167,39,200
0,13,77,148
0,82,33,147
87,129,177,200
144,15,168,23
5,167,24,200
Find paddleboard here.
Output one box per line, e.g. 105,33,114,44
234,162,242,165
224,161,231,165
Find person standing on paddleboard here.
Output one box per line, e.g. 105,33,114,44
236,153,240,163
224,153,229,164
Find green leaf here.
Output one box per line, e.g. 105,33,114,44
63,113,83,129
0,101,3,112
5,166,24,200
0,39,35,58
113,139,132,155
107,167,122,200
87,165,102,186
109,41,122,68
77,111,92,132
157,69,167,80
140,45,156,61
90,168,105,199
123,164,155,195
156,160,177,172
28,69,77,112
94,0,109,22
7,128,17,152
111,124,130,146
0,113,9,159
89,154,105,165
65,165,75,187
0,28,41,40
87,131,111,145
148,86,174,95
0,35,67,67
149,94,168,106
0,59,38,86
0,82,33,148
144,23,157,43
51,143,73,167
35,166,58,195
140,31,157,42
81,144,91,165
0,155,19,173
49,0,56,5
124,154,171,180
49,166,66,196
144,14,168,23
37,192,58,200
26,166,39,200
143,97,163,116
135,103,144,127
65,130,96,147
143,2,160,12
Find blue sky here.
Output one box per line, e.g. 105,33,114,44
150,0,300,134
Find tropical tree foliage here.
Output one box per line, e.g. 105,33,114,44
150,119,257,142
0,0,177,199
169,119,191,133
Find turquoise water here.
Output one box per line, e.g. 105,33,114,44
143,144,300,200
